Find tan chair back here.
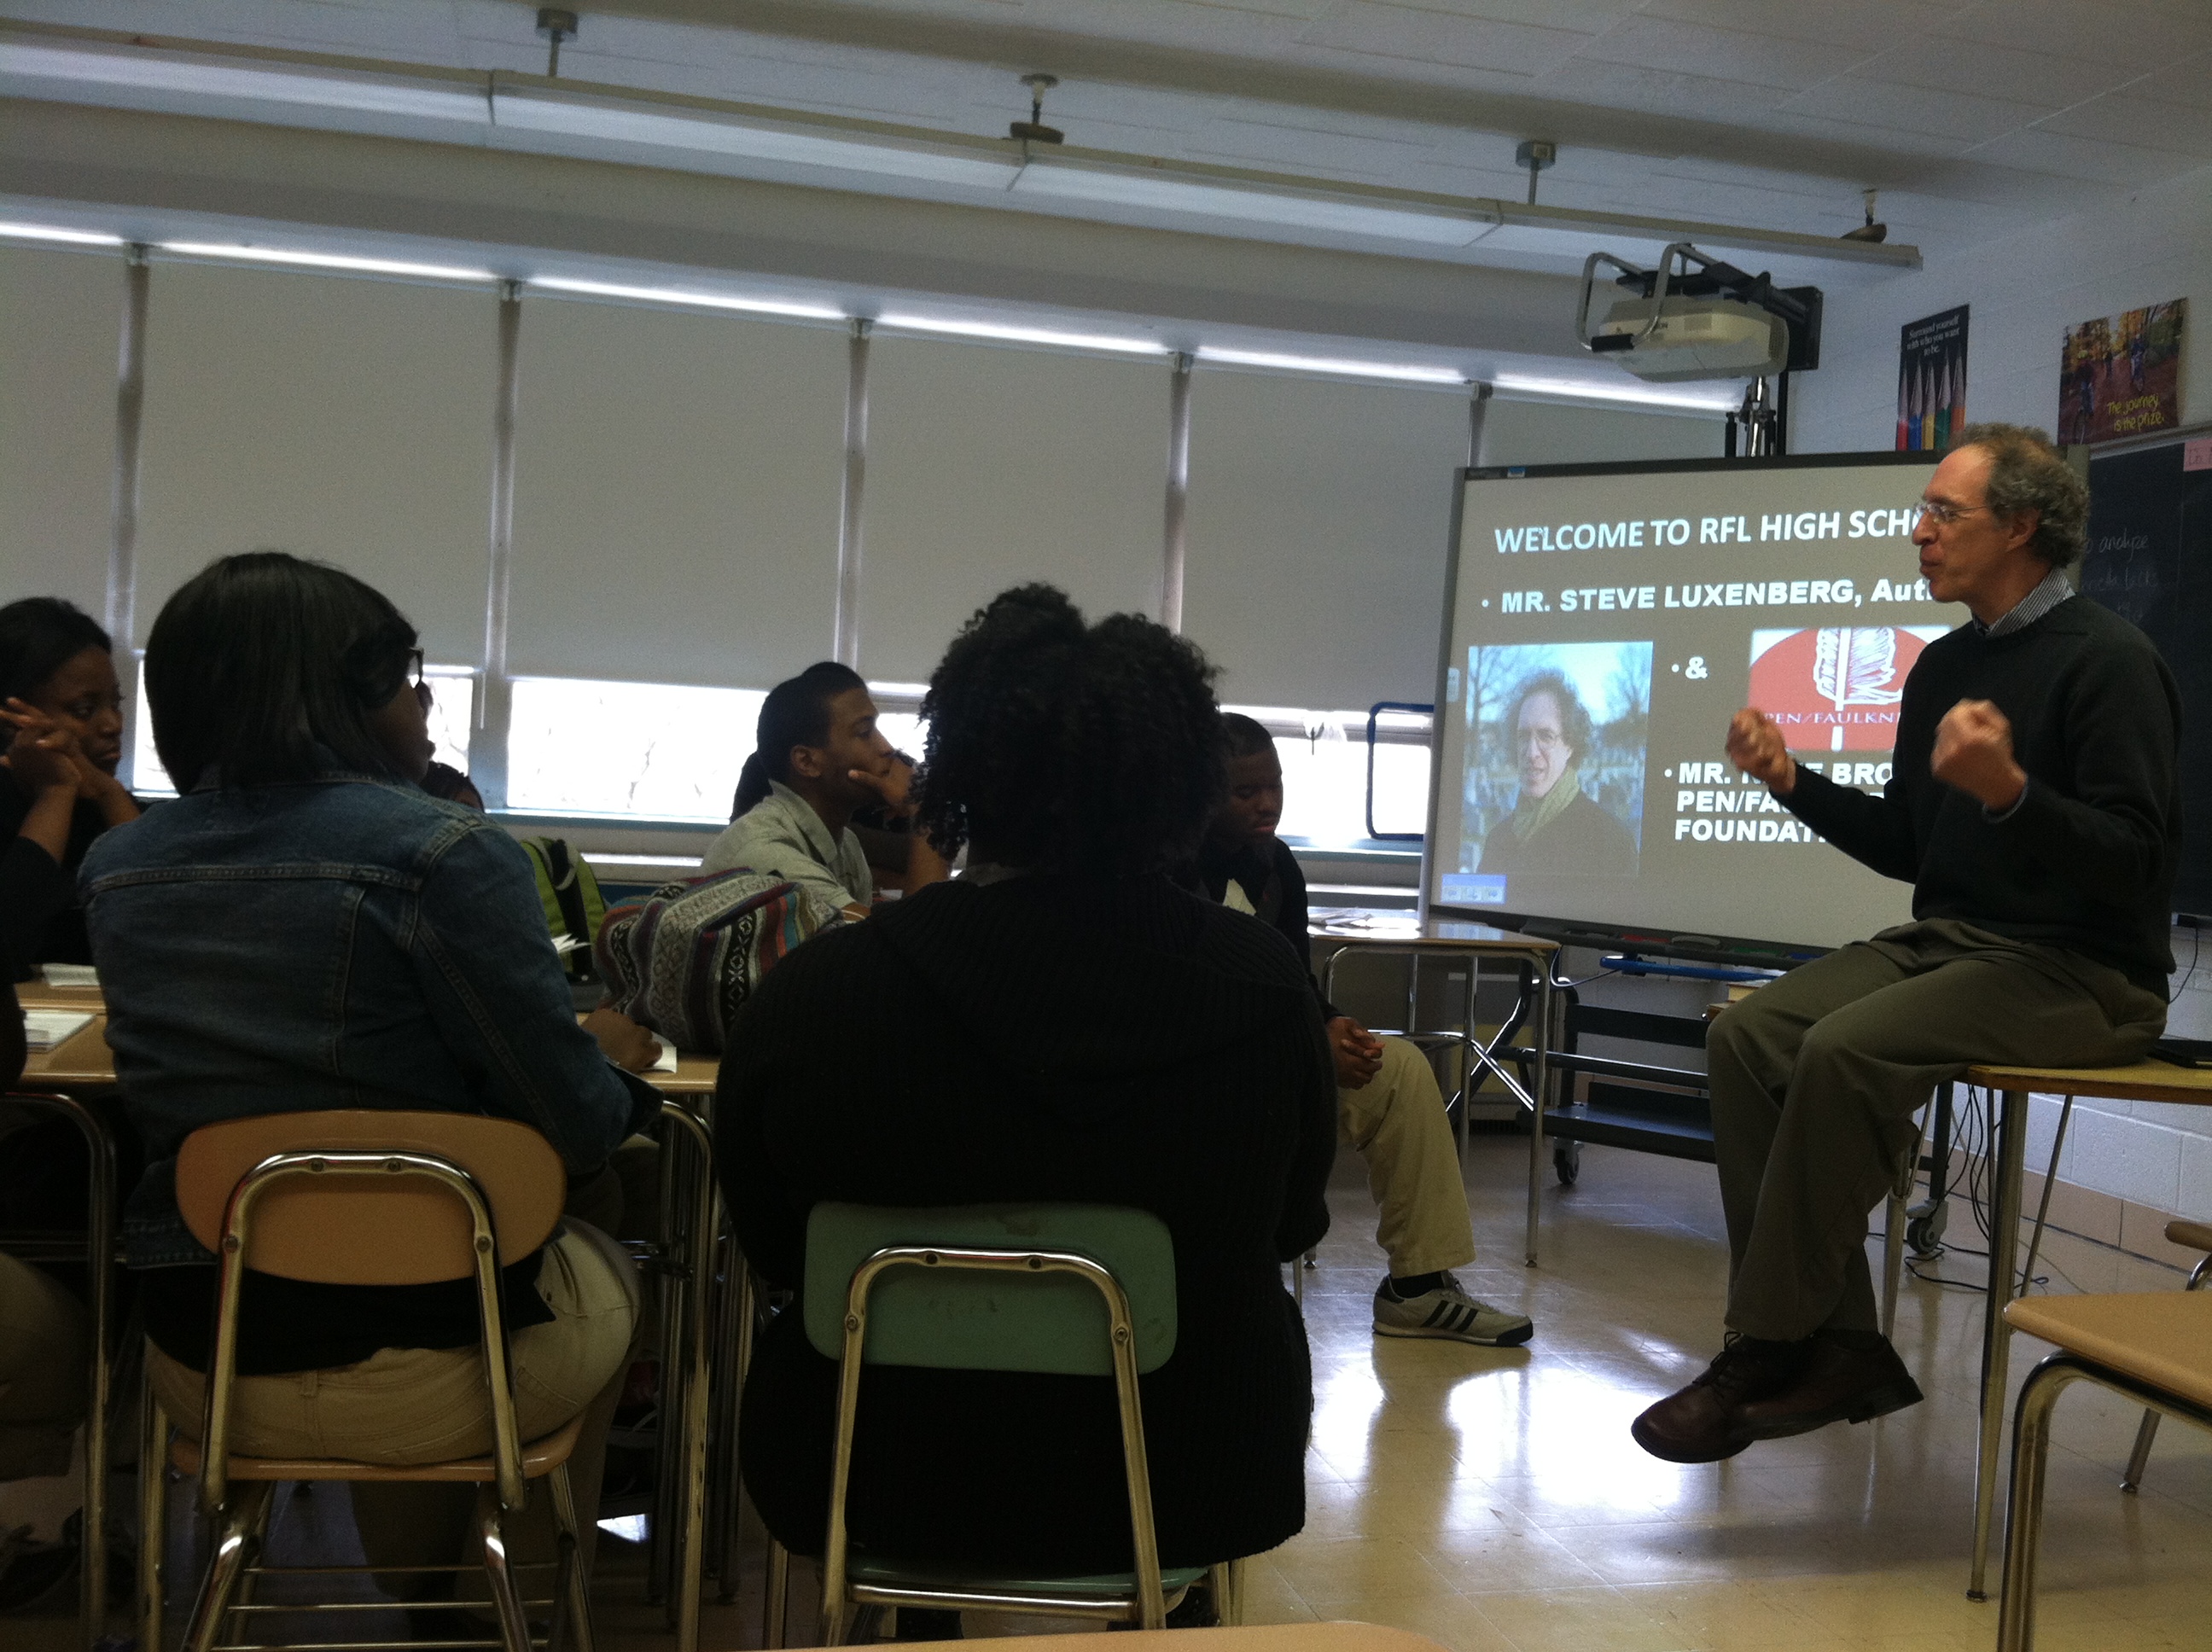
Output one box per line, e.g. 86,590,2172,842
175,1111,564,1286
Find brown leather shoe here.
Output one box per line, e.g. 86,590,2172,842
1734,1329,1924,1441
1630,1335,1810,1463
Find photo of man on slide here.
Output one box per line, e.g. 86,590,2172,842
1632,423,2181,1465
1464,643,1649,881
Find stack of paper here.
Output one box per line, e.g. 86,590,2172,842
21,1009,93,1051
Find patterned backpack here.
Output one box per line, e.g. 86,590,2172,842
593,868,837,1053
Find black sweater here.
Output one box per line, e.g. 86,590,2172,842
718,871,1335,1572
1784,595,2180,991
0,779,108,980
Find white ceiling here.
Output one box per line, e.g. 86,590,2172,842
7,0,2209,266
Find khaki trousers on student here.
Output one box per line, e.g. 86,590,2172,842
1708,919,2167,1343
147,1220,640,1591
1339,1036,1479,1278
0,1253,89,1480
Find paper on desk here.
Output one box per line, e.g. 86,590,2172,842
40,963,99,987
22,1009,93,1051
649,1040,679,1073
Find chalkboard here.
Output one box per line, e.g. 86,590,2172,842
2080,441,2212,916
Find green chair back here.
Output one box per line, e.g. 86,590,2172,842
802,1202,1177,1376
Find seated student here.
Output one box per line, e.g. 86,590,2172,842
0,985,92,1613
704,662,946,918
1199,714,1533,1347
721,585,1335,1586
81,551,662,1593
0,598,142,979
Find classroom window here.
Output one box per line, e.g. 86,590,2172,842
1231,705,1434,848
129,664,473,797
505,676,764,822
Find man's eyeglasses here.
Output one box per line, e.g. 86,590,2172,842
1915,496,1994,526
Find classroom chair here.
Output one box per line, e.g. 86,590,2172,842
770,1201,1241,1647
148,1111,596,1652
1995,1288,2212,1652
0,1090,119,1652
2119,1217,2212,1492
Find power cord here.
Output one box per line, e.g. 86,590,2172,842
1900,1084,2051,1295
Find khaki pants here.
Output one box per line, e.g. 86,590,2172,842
1339,1036,1479,1278
0,1254,88,1481
148,1219,640,1591
1708,919,2167,1342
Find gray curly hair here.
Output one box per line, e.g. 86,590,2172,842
1951,422,2088,569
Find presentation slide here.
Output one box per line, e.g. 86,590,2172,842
1428,451,1949,954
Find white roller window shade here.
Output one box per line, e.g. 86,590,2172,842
508,299,846,685
1,246,121,620
1183,371,1468,709
860,337,1167,681
135,264,497,660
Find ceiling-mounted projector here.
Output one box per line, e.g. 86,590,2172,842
1576,242,1821,383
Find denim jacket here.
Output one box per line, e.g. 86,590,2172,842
81,766,659,1268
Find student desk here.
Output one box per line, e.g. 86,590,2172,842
1307,914,1562,1265
899,1626,1451,1652
1961,1057,2212,1601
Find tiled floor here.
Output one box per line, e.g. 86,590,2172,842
25,1131,2210,1650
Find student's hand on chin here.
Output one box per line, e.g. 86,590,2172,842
849,756,914,817
583,1006,662,1073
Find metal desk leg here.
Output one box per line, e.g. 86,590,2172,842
1526,962,1553,1267
1970,1086,2029,1601
656,1102,718,1652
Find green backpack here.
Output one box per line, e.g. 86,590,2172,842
518,836,608,981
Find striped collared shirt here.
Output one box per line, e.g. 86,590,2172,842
1977,564,2073,639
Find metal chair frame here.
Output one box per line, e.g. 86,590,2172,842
805,1241,1232,1647
1998,1350,2212,1652
165,1145,593,1652
0,1089,118,1652
2119,1241,2210,1493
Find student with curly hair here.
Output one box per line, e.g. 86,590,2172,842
719,584,1335,1591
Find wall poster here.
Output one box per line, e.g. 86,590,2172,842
1896,305,1967,451
2060,298,2187,445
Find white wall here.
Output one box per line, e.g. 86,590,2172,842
1796,160,2212,454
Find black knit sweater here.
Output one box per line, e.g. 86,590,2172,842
718,871,1335,1572
1784,595,2180,991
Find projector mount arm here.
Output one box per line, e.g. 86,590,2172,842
1575,241,1821,368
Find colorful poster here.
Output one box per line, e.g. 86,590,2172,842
1897,305,1967,451
2060,298,2186,445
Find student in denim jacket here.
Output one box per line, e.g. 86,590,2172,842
83,551,662,1599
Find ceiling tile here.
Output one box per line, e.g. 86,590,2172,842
1569,15,1877,90
1963,126,2212,184
1848,35,2133,107
1633,0,1967,54
2120,55,2212,113
1933,0,2212,65
1528,57,1796,125
1780,76,2052,143
1185,115,1440,177
2033,94,2212,159
1291,2,1594,76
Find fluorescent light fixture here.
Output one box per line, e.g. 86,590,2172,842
529,276,843,321
875,314,1167,354
0,38,488,125
493,87,1020,191
0,221,125,246
1491,372,1738,412
1013,160,1483,247
864,682,931,699
160,241,497,281
1196,347,1464,386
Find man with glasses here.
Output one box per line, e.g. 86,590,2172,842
1477,671,1637,878
1632,423,2180,1464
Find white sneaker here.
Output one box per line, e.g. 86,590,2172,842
1373,1275,1534,1347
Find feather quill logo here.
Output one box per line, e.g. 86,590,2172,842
1813,628,1905,711
1749,625,1934,753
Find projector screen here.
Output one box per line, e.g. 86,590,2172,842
1427,451,1949,956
